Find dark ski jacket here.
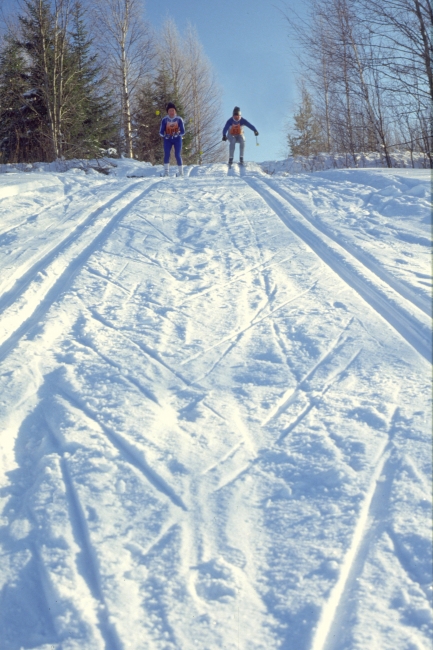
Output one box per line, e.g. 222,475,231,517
222,117,257,137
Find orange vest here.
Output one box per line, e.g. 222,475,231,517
166,121,179,136
230,123,242,136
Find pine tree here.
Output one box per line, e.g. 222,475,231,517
288,85,325,156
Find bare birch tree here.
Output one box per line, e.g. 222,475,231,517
92,0,153,157
19,0,74,160
182,25,224,164
284,0,431,164
359,0,432,160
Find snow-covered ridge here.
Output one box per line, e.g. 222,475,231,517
261,150,430,175
0,161,431,649
1,149,430,184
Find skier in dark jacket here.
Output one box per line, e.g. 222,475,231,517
159,102,186,176
222,106,259,166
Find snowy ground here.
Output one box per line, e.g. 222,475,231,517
260,151,431,174
0,160,431,650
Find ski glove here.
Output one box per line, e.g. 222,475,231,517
254,131,259,136
222,135,227,141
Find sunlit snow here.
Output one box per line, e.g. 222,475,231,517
0,159,431,650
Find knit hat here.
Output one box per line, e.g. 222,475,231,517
166,102,177,112
233,106,241,116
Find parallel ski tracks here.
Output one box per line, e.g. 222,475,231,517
244,176,432,363
0,179,160,363
267,180,431,318
0,181,89,239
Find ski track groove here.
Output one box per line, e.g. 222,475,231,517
193,339,239,383
130,214,175,244
74,335,160,406
386,527,433,603
202,442,245,476
243,177,432,363
57,457,124,650
191,278,276,384
84,305,193,388
0,180,160,364
310,403,416,650
180,281,319,367
85,267,130,295
0,182,140,304
219,207,248,261
180,252,290,305
43,413,123,650
262,317,354,427
126,242,190,286
310,439,393,650
277,348,362,444
213,462,254,493
83,305,227,427
55,387,188,512
126,522,181,565
269,180,432,317
0,183,92,239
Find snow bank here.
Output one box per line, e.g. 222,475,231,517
261,151,431,175
0,157,160,180
0,173,64,199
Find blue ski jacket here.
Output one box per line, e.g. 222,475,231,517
159,115,185,138
222,117,257,137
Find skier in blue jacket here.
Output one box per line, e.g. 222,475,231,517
222,106,259,166
159,102,186,176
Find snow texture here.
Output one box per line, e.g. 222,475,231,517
0,158,431,650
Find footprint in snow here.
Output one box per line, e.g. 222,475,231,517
194,558,237,602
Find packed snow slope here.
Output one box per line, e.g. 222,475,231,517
0,160,431,650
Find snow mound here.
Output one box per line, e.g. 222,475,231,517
0,173,64,198
261,151,431,175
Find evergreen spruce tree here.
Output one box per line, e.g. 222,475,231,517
288,85,325,157
0,37,29,163
19,0,58,161
135,67,192,164
66,1,116,157
15,0,116,161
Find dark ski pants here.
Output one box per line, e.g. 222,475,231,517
163,137,183,165
228,134,245,159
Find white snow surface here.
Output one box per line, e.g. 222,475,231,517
0,159,431,650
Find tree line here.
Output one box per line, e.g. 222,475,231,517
0,0,224,164
285,0,432,166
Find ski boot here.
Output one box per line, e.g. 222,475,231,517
228,157,233,168
239,157,244,166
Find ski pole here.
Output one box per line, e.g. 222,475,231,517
256,135,260,146
200,141,222,157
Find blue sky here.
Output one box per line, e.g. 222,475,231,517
146,0,302,162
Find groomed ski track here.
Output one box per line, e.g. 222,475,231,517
0,162,431,650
